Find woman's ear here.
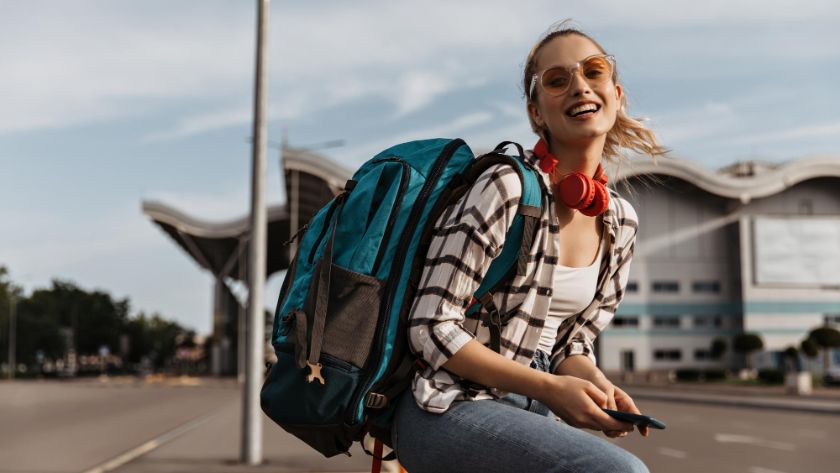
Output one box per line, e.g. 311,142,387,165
528,102,545,129
614,83,623,101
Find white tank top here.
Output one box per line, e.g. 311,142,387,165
537,231,605,355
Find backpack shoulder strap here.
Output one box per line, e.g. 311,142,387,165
463,143,544,353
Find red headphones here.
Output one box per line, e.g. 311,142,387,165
533,139,610,217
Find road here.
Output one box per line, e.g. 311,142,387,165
2,379,837,473
606,396,837,473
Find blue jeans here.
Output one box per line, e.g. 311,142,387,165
392,350,649,473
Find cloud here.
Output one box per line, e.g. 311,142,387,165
4,0,838,137
0,207,160,278
334,111,496,164
394,71,456,117
723,121,840,147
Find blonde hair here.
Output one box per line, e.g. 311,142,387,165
523,21,668,163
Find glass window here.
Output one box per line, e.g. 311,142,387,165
692,281,721,293
613,316,639,328
626,281,638,293
824,314,840,326
694,349,711,360
652,281,679,293
694,315,724,328
654,349,682,361
653,316,681,328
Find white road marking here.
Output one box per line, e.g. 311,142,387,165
657,447,688,459
714,433,796,451
81,409,223,473
749,467,790,473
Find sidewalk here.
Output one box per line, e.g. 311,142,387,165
622,379,840,415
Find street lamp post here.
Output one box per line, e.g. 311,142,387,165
242,0,269,466
7,294,15,380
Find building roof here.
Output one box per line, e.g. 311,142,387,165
142,146,352,279
144,145,840,279
615,155,840,203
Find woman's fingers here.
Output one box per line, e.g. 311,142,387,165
614,386,650,437
607,387,618,410
614,386,640,414
605,429,631,438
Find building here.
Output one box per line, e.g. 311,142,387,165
144,146,840,376
601,156,840,374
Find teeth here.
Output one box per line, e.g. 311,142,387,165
568,103,598,116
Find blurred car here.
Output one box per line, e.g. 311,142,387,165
824,367,840,386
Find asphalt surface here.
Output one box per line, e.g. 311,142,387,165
605,397,838,473
3,378,839,473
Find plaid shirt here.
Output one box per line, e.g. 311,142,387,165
407,150,638,413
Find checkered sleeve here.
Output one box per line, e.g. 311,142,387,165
407,164,523,370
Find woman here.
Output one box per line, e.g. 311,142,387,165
391,22,667,473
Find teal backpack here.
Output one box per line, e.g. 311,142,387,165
261,138,546,457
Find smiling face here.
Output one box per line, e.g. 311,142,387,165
527,34,623,150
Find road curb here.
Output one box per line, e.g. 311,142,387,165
628,390,840,415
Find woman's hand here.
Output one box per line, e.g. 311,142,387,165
537,375,635,433
589,375,649,438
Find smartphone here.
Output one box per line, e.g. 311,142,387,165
602,408,666,429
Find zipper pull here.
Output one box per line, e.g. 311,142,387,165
305,361,325,385
283,223,309,246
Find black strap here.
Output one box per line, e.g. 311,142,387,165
517,205,540,276
493,141,526,160
369,356,418,410
308,193,346,366
360,442,398,462
479,293,502,353
291,310,308,369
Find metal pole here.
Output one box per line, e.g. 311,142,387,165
242,0,269,465
7,295,15,380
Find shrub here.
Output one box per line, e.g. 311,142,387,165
703,368,727,381
757,368,785,385
675,368,701,381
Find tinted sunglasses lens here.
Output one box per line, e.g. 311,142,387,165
582,56,612,84
540,67,572,96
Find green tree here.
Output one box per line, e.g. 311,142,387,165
1,267,60,368
710,337,727,360
125,312,185,370
801,338,819,359
733,333,764,370
807,326,840,373
21,280,129,358
783,346,802,372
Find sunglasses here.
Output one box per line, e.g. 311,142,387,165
529,54,616,100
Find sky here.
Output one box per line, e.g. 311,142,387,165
2,0,839,335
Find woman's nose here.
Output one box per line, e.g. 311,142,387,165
567,70,592,96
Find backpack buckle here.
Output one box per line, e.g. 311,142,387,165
365,392,388,409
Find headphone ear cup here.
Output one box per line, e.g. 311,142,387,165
580,181,610,217
558,173,595,209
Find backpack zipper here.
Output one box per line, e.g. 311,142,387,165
369,158,411,276
307,197,343,265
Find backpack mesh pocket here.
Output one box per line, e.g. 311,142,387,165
301,262,386,369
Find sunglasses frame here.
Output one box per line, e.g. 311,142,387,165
529,54,616,100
